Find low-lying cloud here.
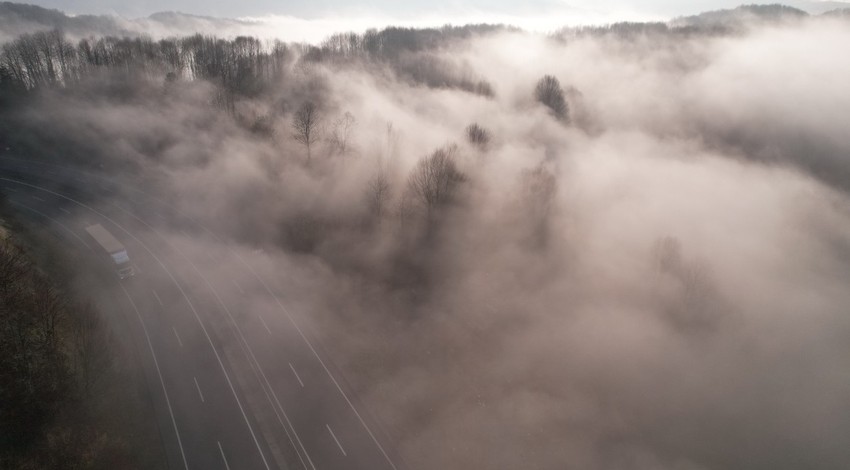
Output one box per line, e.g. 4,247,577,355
3,9,850,470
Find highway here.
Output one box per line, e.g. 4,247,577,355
0,156,401,470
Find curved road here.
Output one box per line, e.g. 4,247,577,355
0,156,401,470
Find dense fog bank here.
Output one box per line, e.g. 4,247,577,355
2,8,850,469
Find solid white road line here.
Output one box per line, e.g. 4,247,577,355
289,363,304,388
193,377,205,403
172,327,184,348
327,424,347,457
120,284,189,470
0,177,274,470
153,289,163,307
258,315,272,335
218,441,232,470
59,207,71,215
31,195,45,202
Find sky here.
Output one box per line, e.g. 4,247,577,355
26,0,850,25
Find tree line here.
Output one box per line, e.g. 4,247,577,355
312,24,511,61
0,29,291,95
0,25,505,102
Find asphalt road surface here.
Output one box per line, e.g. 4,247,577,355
0,156,402,470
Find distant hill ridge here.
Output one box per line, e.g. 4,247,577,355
671,4,808,28
0,1,849,44
0,2,249,43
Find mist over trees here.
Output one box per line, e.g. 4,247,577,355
406,145,466,223
2,4,850,470
465,122,491,149
291,101,322,162
534,75,569,122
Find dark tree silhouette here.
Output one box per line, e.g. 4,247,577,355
534,75,569,122
291,102,323,162
465,123,491,149
406,144,466,219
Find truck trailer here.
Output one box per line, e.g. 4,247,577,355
85,224,135,279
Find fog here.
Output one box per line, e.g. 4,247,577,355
3,6,850,470
0,3,649,44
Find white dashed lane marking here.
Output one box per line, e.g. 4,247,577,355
289,363,304,388
172,327,184,348
193,377,205,403
326,425,347,456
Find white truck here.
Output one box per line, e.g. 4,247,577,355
85,224,135,279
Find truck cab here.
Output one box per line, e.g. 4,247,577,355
111,248,135,279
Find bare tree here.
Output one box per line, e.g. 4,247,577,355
465,122,491,150
291,101,323,162
534,75,569,122
328,111,356,155
367,171,391,220
406,144,466,220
